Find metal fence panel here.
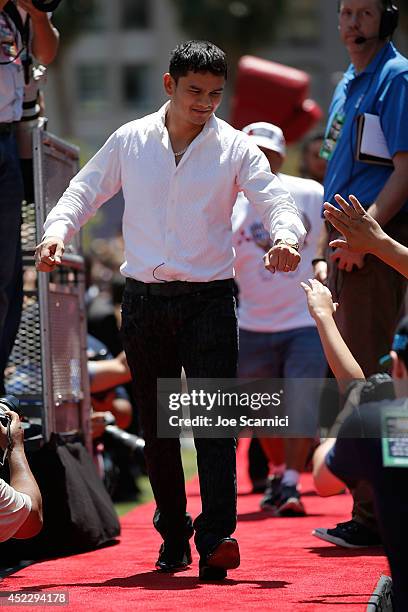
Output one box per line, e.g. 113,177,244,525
5,128,91,450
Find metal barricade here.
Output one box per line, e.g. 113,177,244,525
5,127,91,450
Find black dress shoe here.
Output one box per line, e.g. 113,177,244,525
155,539,192,572
199,537,240,581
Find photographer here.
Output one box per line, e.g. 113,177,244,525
88,336,144,502
0,407,42,542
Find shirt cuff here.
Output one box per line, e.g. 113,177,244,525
42,221,70,242
273,230,300,245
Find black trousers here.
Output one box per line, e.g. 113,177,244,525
120,278,238,554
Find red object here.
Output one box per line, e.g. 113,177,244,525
259,436,285,466
230,55,323,144
1,440,388,611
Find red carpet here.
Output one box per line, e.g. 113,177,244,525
0,441,388,610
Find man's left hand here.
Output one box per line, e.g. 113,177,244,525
330,248,365,272
264,244,301,274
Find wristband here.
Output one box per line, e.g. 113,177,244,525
311,258,327,266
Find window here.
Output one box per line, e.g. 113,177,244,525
77,0,107,31
122,65,150,107
120,0,150,29
77,65,109,110
277,0,319,45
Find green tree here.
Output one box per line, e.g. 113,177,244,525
170,0,286,79
51,0,95,47
48,0,96,136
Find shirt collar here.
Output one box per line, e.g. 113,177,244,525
348,41,395,78
155,100,218,137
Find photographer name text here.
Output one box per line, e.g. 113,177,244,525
168,415,289,428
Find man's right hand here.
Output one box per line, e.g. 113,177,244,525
35,237,65,272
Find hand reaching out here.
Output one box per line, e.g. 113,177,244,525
324,194,384,254
301,278,338,322
330,247,365,272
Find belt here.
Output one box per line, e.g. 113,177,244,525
125,278,233,297
0,122,16,135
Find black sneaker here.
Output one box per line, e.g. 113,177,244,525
312,520,382,548
260,475,283,511
275,484,305,517
155,539,192,572
251,477,268,494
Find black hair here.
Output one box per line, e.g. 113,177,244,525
169,40,227,82
394,315,408,368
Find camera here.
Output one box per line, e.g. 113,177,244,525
103,412,145,455
31,0,64,12
0,395,21,466
0,395,21,428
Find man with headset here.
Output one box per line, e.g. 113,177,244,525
313,0,408,548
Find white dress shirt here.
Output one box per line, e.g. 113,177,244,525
44,102,306,283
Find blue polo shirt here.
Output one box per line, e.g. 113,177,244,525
323,43,408,213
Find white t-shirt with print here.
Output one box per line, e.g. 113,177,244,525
232,174,324,333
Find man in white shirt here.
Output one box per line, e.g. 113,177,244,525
35,41,306,580
233,123,327,516
0,405,42,542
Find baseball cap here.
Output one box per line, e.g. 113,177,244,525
242,122,286,156
379,315,408,371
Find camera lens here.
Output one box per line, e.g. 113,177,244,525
0,395,20,413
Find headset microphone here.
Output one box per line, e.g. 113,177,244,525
354,35,379,44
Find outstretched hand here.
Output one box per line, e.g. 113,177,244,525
323,194,384,254
301,278,338,321
330,247,365,272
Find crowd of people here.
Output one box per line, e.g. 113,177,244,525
1,0,408,609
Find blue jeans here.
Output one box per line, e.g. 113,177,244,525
238,326,327,435
0,131,24,392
